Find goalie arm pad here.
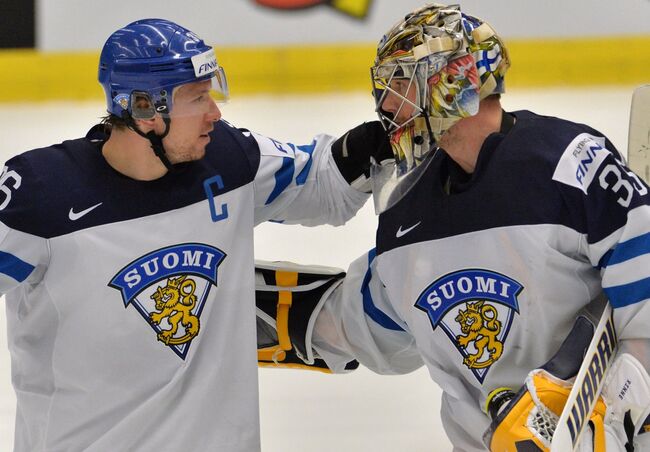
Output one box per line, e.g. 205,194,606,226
255,260,359,373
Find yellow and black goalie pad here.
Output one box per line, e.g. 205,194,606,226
255,260,358,373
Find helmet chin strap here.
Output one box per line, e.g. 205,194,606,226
123,113,175,171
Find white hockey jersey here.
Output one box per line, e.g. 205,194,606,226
313,111,650,451
0,120,368,452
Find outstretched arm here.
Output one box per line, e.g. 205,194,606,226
250,121,391,226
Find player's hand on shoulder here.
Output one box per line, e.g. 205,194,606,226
331,121,392,192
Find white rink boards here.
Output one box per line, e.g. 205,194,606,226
0,87,636,451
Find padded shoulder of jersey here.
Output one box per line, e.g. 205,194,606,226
375,111,620,255
0,121,262,238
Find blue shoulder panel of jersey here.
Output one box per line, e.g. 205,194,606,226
0,121,261,238
376,110,636,255
263,139,316,206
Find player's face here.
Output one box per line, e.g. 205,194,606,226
381,78,418,126
162,80,221,163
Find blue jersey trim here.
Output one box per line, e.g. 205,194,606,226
598,232,650,269
605,277,650,308
295,141,316,186
265,157,295,205
361,248,405,332
0,251,35,282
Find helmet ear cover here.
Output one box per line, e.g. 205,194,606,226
129,91,158,120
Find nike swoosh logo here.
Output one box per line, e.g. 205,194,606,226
396,221,421,238
69,202,103,221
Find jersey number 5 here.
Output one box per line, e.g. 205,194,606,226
0,166,22,210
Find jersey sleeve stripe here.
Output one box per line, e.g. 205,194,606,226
361,249,404,332
601,253,650,288
604,277,650,308
598,232,650,269
0,250,35,283
295,141,316,186
264,157,295,205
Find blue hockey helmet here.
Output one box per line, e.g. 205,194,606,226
98,18,229,120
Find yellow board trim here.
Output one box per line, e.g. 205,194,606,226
0,35,648,103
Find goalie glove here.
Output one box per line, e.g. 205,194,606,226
331,121,393,193
483,311,625,452
255,260,359,373
483,370,608,452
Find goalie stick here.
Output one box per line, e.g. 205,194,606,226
550,303,617,451
551,85,650,450
627,84,650,185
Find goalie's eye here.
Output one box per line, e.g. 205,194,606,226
391,79,411,95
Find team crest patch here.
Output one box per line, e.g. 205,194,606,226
108,243,226,359
113,93,130,111
414,269,522,383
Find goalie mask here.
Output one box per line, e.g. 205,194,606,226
370,3,510,213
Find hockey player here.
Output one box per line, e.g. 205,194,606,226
0,19,389,452
256,4,650,451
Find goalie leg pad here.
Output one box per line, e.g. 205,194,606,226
255,260,358,372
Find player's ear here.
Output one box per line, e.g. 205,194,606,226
133,117,159,133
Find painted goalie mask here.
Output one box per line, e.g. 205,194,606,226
370,3,510,213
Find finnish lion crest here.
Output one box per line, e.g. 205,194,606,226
150,275,200,345
414,269,522,382
108,243,225,360
455,300,503,369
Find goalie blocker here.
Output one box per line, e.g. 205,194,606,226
255,260,358,373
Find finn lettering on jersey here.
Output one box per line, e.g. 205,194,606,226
415,269,522,382
108,243,226,359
